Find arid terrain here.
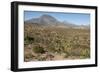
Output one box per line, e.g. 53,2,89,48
24,24,90,62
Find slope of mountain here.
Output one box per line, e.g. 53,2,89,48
25,14,89,28
25,14,60,26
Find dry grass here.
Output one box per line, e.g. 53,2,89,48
24,24,90,62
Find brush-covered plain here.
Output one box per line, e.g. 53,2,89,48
24,24,90,62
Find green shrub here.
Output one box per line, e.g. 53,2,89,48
24,36,34,44
81,49,90,58
24,53,33,59
32,45,45,54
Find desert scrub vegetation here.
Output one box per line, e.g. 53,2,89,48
32,44,45,54
24,24,90,62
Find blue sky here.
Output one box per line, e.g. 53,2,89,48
24,11,90,25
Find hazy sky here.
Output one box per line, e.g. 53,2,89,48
24,11,90,25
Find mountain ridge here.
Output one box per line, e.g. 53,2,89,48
25,14,89,29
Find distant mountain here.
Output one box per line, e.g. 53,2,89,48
25,14,60,26
62,21,78,28
25,14,90,29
